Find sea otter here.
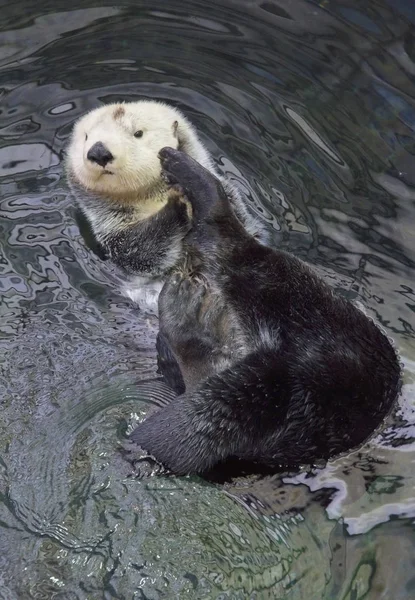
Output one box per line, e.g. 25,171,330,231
128,148,401,476
66,101,268,313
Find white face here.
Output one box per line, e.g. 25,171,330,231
67,102,180,199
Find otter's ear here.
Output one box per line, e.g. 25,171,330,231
172,120,179,137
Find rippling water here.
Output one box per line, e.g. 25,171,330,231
1,1,415,598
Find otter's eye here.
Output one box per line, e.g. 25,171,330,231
134,130,143,138
85,134,88,141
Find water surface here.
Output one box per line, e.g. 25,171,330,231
1,1,415,598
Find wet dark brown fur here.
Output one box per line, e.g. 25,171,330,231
129,148,401,476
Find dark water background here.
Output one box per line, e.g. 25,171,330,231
1,0,415,598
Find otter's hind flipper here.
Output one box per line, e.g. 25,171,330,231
129,350,293,475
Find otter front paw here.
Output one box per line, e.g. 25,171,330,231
159,147,212,194
159,147,225,221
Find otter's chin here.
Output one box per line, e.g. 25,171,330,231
81,165,115,179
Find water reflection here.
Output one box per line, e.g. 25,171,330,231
0,0,415,598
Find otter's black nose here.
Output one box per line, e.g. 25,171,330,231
87,142,113,168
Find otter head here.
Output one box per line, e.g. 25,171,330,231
67,101,184,201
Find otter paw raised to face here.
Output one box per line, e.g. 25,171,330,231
159,147,229,220
159,146,215,192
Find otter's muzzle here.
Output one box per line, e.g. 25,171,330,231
87,142,114,168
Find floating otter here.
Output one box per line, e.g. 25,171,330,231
129,148,401,476
66,101,268,313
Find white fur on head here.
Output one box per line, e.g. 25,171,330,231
67,101,214,202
